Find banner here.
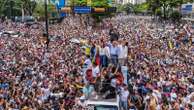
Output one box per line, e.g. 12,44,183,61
181,4,192,14
74,6,91,14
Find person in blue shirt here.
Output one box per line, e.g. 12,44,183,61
109,41,119,66
82,83,94,99
90,43,96,61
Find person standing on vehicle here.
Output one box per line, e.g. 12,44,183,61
110,41,119,66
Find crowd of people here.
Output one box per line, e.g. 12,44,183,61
0,14,194,110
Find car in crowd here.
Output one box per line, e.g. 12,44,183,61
85,94,120,110
14,16,35,23
0,31,23,38
0,31,3,36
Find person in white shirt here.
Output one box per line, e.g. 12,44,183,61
118,40,128,66
92,62,100,92
120,84,129,110
99,42,108,67
92,63,100,78
82,55,92,83
83,55,92,70
109,41,119,66
104,43,111,65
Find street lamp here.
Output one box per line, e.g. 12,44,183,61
44,0,49,49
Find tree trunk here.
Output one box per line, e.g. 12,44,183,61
21,4,25,22
163,5,166,20
29,2,32,16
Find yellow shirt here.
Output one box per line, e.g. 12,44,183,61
168,40,173,49
85,46,90,56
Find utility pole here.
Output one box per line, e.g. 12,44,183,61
44,0,49,49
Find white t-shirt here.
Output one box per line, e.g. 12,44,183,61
92,65,100,77
99,47,106,56
42,88,50,98
120,88,129,102
170,92,177,101
118,45,128,59
84,58,92,69
104,46,110,58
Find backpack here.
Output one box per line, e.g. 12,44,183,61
130,95,139,104
130,95,142,109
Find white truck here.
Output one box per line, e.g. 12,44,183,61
84,94,120,110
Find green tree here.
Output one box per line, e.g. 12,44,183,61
91,0,109,7
148,0,194,19
170,10,182,22
67,0,87,6
33,1,45,18
33,1,60,20
67,0,111,23
91,0,111,23
75,0,87,6
133,2,149,14
0,0,6,16
21,0,37,16
0,0,21,18
0,0,37,18
148,0,160,16
123,3,134,14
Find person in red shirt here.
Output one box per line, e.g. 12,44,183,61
114,66,124,86
95,49,101,66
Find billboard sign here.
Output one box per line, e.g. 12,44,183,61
181,4,192,14
74,6,91,14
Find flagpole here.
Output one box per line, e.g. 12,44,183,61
44,0,49,49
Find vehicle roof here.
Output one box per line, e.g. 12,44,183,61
86,94,119,106
86,100,118,106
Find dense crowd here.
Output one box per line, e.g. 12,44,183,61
0,15,194,110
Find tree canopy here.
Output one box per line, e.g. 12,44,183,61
148,0,194,19
67,0,110,7
66,0,112,23
0,0,36,18
0,0,114,23
91,0,110,7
